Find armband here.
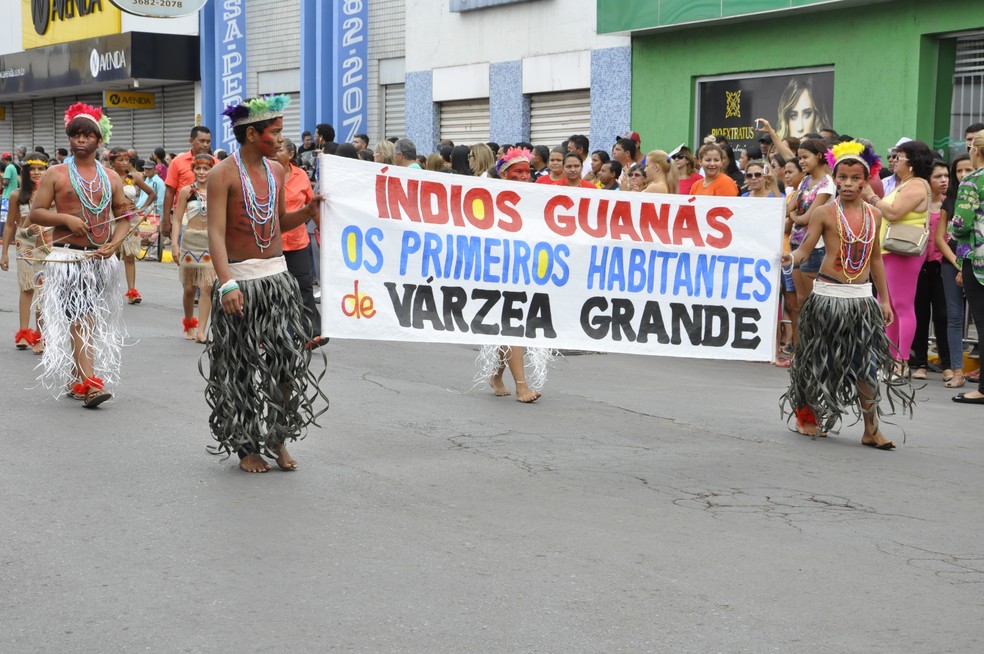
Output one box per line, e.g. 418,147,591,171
219,279,240,296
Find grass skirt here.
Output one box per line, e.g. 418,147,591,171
120,233,141,258
36,248,125,395
178,228,216,288
475,345,556,391
780,282,915,434
15,229,49,291
201,268,328,458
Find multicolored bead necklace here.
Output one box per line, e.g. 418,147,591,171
233,151,276,250
193,182,208,218
68,159,112,244
835,198,875,282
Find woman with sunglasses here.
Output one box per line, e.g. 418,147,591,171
673,148,703,194
626,163,648,192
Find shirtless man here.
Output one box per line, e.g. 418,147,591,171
205,95,327,473
780,141,913,450
29,103,135,407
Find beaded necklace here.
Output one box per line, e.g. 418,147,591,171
835,198,876,282
233,151,276,250
193,182,208,219
68,159,112,244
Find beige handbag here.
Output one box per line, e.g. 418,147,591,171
883,223,929,256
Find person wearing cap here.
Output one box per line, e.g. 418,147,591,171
204,94,326,474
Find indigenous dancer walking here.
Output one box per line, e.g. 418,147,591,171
171,154,215,342
109,147,156,304
478,147,553,403
29,103,135,408
0,153,52,354
205,95,327,473
780,141,915,449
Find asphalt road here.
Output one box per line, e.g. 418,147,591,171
0,258,981,653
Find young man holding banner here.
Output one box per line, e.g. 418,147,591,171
780,141,914,450
205,95,327,473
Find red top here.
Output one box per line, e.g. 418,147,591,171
678,172,703,194
535,175,563,185
281,163,314,252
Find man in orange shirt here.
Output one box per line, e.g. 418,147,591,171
273,138,321,342
162,126,214,238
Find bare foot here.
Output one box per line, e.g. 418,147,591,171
861,430,895,450
796,420,820,437
184,330,195,340
195,330,208,344
489,371,511,397
274,443,298,471
239,453,271,473
515,381,540,403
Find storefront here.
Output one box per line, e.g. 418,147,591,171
0,31,199,155
599,0,984,159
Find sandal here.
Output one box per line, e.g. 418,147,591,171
125,288,142,305
945,373,966,388
968,370,980,384
912,368,927,380
14,329,33,350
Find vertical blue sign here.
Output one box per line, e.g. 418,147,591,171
214,0,246,153
332,0,368,144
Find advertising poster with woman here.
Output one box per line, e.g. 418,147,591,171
696,68,834,151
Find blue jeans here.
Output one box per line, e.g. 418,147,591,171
940,260,965,371
962,259,984,393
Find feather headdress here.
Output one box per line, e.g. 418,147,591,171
222,94,292,127
495,147,533,174
825,140,881,178
64,102,113,143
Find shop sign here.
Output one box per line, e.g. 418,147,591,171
109,0,207,18
103,90,156,109
22,0,122,50
696,68,834,152
210,0,246,153
331,0,368,144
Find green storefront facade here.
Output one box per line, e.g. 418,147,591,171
599,0,984,158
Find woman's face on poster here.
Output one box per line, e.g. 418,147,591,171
786,88,817,138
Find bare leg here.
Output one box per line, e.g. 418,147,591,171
196,282,213,342
124,254,136,292
505,346,541,403
489,347,510,396
71,319,95,382
858,380,894,449
182,283,196,338
784,291,799,348
19,288,33,331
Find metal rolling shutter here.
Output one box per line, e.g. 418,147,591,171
162,84,196,154
52,95,80,153
439,99,489,146
951,37,984,153
12,102,33,153
132,88,165,161
529,90,590,149
104,105,134,151
0,105,13,153
281,92,302,144
31,98,55,154
383,83,405,140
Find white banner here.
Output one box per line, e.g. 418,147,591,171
320,156,785,361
